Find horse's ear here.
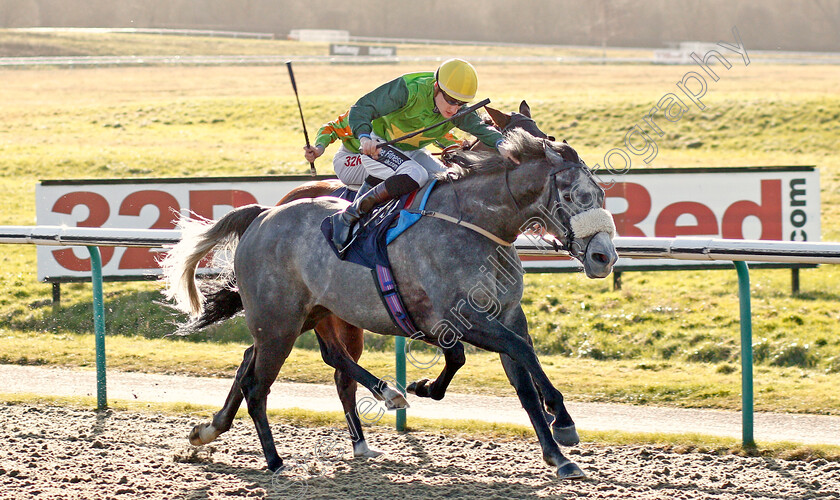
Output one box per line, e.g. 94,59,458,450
484,106,510,130
519,100,531,117
543,141,566,168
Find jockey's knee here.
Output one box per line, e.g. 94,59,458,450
384,173,421,197
394,163,428,187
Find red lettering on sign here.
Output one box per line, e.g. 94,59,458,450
51,192,115,271
118,190,180,269
722,179,782,239
655,202,719,237
605,182,651,237
189,190,258,220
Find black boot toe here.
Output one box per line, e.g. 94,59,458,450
330,212,354,251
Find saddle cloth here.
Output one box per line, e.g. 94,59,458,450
320,180,439,337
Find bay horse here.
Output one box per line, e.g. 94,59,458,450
162,128,618,479
183,101,559,460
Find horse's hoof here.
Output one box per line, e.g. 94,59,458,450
188,425,203,446
384,391,409,410
189,423,217,446
556,460,586,480
407,378,430,398
359,448,384,458
353,442,384,458
267,456,284,472
553,424,580,446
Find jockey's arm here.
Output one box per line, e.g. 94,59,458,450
348,77,409,143
454,110,518,164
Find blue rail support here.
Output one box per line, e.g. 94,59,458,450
395,336,407,431
734,261,755,447
88,246,107,411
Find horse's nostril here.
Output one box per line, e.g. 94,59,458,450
593,253,608,264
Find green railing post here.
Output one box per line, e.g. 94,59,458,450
395,336,407,431
734,261,755,447
87,246,107,411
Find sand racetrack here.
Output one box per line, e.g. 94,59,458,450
1,403,837,499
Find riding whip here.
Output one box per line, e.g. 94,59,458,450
377,98,491,149
285,61,317,176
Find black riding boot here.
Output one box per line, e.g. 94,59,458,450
353,175,382,200
330,182,394,252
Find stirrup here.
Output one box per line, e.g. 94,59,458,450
330,211,356,254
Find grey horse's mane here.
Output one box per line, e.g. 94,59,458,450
439,128,581,181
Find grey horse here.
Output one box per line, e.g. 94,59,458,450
180,100,559,461
162,129,618,479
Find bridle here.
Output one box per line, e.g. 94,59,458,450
538,140,606,259
437,126,608,255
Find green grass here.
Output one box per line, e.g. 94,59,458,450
1,32,839,417
0,28,653,59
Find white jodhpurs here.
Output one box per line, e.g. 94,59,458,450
332,144,367,189
359,133,446,186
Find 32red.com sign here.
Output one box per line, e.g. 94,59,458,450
35,167,819,280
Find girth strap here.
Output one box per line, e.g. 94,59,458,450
373,264,420,337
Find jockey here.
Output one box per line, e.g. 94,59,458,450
329,58,518,252
304,110,462,190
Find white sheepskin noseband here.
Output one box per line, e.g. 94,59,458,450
570,208,616,239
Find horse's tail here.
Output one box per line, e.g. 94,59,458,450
161,204,267,317
189,283,244,331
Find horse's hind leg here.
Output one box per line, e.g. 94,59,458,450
317,317,383,458
406,340,466,401
189,346,254,446
241,328,297,472
315,321,408,411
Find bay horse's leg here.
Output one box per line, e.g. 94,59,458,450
316,317,384,458
189,345,253,446
314,323,408,411
240,330,297,472
406,340,466,400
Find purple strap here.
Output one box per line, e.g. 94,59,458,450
375,264,420,336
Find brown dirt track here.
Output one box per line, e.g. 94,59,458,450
1,403,838,499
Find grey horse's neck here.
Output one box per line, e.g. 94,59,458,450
429,160,550,243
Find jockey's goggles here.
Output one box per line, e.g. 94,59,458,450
440,90,468,107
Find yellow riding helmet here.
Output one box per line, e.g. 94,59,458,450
435,59,478,102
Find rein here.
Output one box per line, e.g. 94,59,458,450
430,145,575,249
504,168,523,212
428,137,605,251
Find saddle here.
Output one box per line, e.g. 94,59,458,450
319,181,438,337
320,181,435,269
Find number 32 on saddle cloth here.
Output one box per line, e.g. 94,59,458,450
320,180,439,337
